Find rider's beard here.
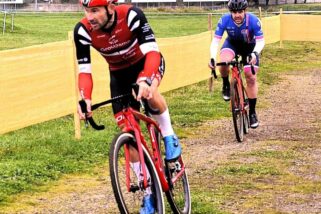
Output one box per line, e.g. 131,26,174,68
101,7,113,30
88,7,113,30
233,17,243,25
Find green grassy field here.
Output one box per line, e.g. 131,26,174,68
0,12,212,50
1,5,321,213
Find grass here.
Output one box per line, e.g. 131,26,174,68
1,40,321,212
0,13,83,50
200,140,321,213
1,6,321,213
0,12,212,51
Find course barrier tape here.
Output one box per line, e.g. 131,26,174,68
1,13,321,135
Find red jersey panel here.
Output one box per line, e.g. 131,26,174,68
74,5,159,72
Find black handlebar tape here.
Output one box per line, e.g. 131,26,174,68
132,83,140,96
79,100,87,113
79,100,105,131
88,117,105,130
216,62,229,66
251,65,256,75
210,59,217,79
211,69,217,79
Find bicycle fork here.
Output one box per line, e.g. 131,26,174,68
122,112,150,192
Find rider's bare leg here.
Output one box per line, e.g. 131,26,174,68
219,48,235,79
148,84,175,137
244,66,259,128
244,67,258,99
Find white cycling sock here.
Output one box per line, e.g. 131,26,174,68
130,162,152,195
152,108,174,137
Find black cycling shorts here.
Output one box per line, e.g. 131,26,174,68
222,40,259,66
110,54,165,114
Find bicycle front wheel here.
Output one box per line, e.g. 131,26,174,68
230,78,244,142
242,86,250,134
109,132,165,214
165,156,191,214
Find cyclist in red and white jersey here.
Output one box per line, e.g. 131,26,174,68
74,0,181,212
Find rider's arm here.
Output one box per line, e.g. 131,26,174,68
74,22,93,117
74,22,93,100
252,18,265,54
210,36,222,61
210,16,226,61
253,38,265,55
127,7,161,84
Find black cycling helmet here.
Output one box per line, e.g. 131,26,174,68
228,0,248,11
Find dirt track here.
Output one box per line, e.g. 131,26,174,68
4,69,321,213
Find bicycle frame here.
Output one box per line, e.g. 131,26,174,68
120,106,186,193
230,60,246,112
81,86,191,213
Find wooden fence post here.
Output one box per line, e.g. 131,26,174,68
208,13,213,38
68,31,81,139
279,8,283,48
208,13,214,93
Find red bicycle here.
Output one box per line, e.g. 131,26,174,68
80,84,191,214
213,55,255,142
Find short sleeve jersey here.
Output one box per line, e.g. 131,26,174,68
214,13,264,44
74,5,158,72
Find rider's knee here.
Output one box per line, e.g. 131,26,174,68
219,66,229,76
246,75,257,87
220,48,235,62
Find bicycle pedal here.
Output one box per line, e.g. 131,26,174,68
129,184,140,193
175,161,182,172
167,161,181,172
167,162,176,170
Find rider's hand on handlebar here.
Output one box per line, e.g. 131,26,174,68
136,80,154,101
78,99,93,119
247,52,258,65
208,58,216,70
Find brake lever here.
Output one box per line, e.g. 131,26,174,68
212,69,217,79
79,100,105,131
250,64,256,75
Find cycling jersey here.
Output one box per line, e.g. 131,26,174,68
74,4,162,100
214,12,264,44
74,5,159,72
210,12,265,64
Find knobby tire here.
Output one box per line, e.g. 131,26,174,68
109,132,165,214
155,129,191,214
230,78,244,142
165,157,191,214
242,84,250,134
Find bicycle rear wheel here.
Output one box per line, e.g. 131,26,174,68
165,156,191,214
109,132,165,214
155,131,191,214
230,78,244,142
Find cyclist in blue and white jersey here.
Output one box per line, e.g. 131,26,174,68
209,0,265,128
